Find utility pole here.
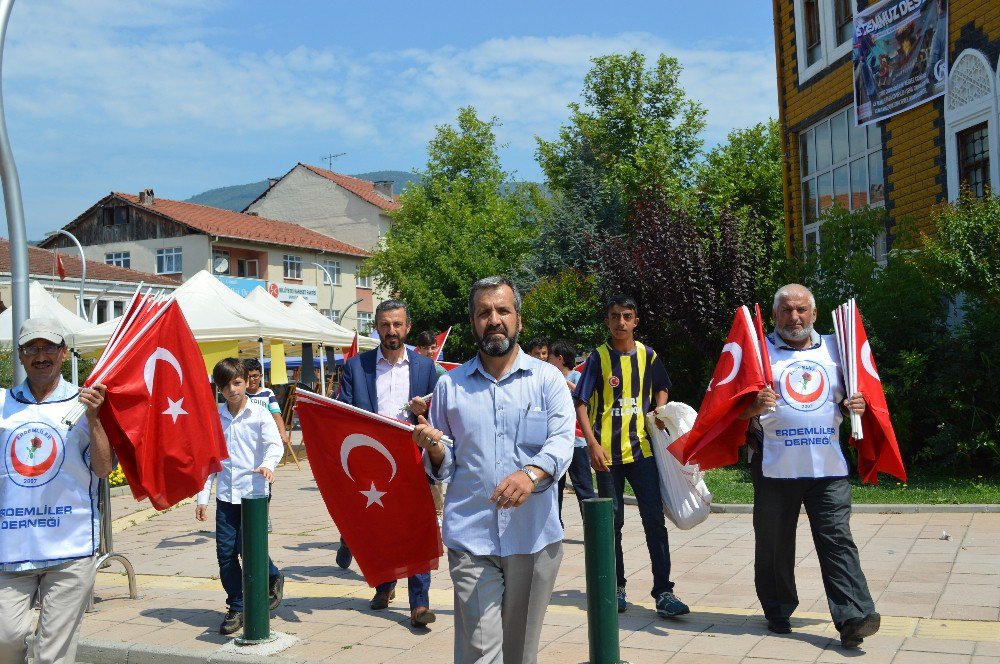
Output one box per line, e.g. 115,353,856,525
322,153,345,170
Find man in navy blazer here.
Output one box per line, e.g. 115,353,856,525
336,299,440,628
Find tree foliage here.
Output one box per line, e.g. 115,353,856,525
520,270,605,351
922,190,1000,303
364,107,539,357
536,51,706,210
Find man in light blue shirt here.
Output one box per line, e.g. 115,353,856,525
414,276,573,664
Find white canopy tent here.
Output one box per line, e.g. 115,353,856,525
73,270,337,351
0,281,95,348
288,297,378,351
245,287,352,347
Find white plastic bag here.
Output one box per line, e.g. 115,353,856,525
645,402,712,530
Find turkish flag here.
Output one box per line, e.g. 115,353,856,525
848,305,906,484
670,306,767,469
438,361,461,372
88,300,227,509
55,252,67,281
435,327,451,361
295,390,442,587
336,333,360,397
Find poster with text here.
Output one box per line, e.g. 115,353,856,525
853,0,948,126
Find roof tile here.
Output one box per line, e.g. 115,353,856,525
0,238,179,285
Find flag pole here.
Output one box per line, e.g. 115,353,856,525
850,299,863,438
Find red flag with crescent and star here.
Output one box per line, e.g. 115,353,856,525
294,390,442,587
435,327,451,361
670,306,767,470
55,251,67,281
847,305,906,484
86,299,227,509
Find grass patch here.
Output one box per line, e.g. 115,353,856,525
619,465,1000,504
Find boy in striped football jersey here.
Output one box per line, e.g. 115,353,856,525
573,294,688,618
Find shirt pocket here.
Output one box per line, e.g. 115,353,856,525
516,409,549,461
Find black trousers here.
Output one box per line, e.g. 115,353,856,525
751,455,875,628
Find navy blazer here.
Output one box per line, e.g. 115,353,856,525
338,347,439,423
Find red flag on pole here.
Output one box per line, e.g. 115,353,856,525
337,333,360,396
670,306,767,469
294,390,442,587
847,303,906,484
753,303,773,387
55,252,67,281
87,299,228,509
435,327,451,361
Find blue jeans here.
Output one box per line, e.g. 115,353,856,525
216,499,280,612
595,455,673,599
376,572,431,610
558,446,597,521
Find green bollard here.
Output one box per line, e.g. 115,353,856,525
236,494,273,645
583,498,624,664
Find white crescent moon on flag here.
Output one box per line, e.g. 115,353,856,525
711,342,742,390
340,433,398,483
861,340,879,380
143,347,184,394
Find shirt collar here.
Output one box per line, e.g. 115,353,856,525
11,377,77,403
468,345,532,382
376,346,409,366
770,329,822,350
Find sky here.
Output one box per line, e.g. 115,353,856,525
0,0,778,241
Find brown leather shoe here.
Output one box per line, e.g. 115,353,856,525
410,606,436,628
369,589,395,610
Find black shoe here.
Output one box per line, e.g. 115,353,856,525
268,574,285,611
767,617,792,634
219,609,243,635
840,612,880,649
335,539,352,569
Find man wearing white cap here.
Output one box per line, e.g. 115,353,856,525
0,317,112,664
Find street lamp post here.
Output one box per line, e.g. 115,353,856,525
310,262,336,317
45,229,87,317
0,0,29,383
339,298,363,326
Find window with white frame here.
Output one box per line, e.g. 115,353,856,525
156,247,182,274
943,49,999,203
799,106,885,259
237,258,259,278
794,0,855,83
283,254,302,280
105,251,130,268
321,259,341,285
321,308,341,322
356,311,374,334
356,273,372,289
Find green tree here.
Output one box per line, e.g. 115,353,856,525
520,270,605,351
364,107,538,357
922,191,1000,303
536,51,707,211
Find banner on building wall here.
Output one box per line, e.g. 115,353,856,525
267,282,318,304
853,0,948,126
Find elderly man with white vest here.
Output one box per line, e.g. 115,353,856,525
741,284,880,650
0,318,112,664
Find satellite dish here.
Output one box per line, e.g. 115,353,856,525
212,256,229,273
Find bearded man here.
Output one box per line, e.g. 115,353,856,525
742,284,880,649
412,276,574,664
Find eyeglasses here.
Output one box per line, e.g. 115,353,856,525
19,343,65,357
247,373,262,380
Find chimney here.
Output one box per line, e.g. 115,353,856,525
373,180,394,200
139,188,155,206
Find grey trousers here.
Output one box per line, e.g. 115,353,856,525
448,541,563,664
751,458,875,628
0,555,98,664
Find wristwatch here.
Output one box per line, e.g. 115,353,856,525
520,466,541,489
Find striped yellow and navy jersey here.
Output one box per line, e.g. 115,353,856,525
573,342,671,465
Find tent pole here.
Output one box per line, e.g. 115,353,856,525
318,344,326,396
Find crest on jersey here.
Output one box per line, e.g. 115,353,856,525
778,361,831,413
4,422,66,488
608,375,620,388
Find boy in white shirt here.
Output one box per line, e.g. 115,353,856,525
196,358,285,635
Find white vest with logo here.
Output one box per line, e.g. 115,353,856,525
0,389,99,565
759,335,849,479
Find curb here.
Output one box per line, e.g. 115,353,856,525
619,495,1000,513
74,638,305,664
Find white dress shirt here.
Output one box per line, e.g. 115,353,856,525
375,347,410,420
197,399,283,505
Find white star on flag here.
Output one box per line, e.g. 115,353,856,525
360,481,386,508
162,397,188,424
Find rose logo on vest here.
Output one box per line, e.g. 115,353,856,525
4,422,66,487
778,361,830,413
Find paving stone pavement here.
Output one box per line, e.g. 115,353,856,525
77,445,999,663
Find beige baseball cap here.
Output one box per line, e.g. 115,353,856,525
18,317,66,347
